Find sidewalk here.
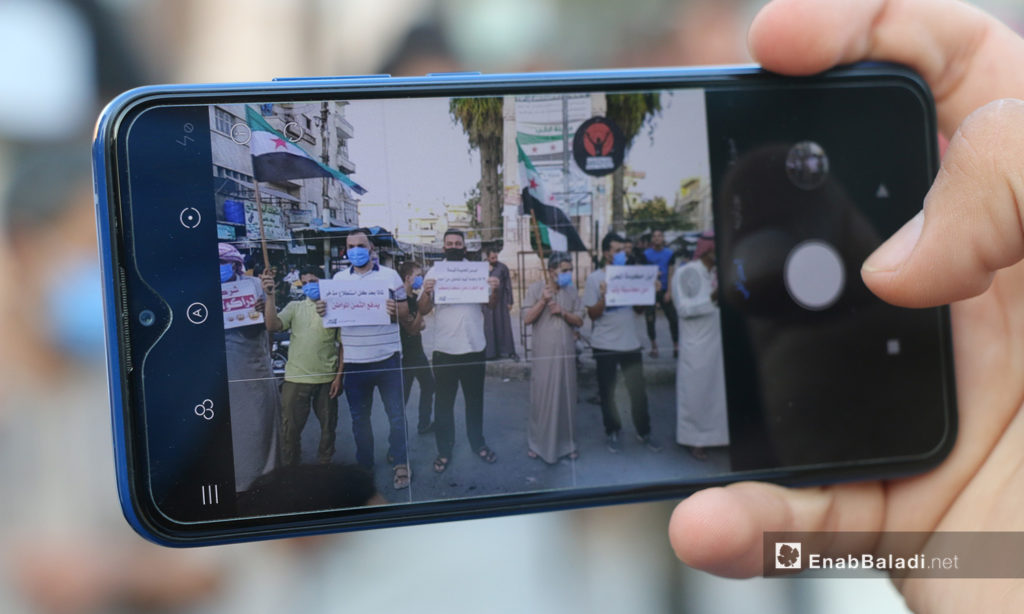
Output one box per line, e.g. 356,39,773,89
484,305,680,384
295,304,726,504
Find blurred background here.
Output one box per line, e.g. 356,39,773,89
1,1,1022,612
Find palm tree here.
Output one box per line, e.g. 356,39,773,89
449,97,504,242
605,92,662,232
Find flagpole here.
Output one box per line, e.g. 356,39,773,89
529,210,551,286
253,180,270,272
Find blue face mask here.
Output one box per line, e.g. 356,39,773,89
47,259,106,361
302,281,320,301
411,275,424,290
557,271,573,287
219,263,235,283
348,246,371,267
612,251,628,266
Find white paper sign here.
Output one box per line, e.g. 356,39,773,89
431,261,490,304
319,278,391,328
605,265,659,307
221,278,264,329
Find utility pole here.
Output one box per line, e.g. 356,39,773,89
320,101,329,224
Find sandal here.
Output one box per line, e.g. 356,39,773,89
527,450,539,460
433,456,450,473
393,464,411,490
475,446,498,464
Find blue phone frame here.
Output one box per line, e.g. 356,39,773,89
93,63,954,546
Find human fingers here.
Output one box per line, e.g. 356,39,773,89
862,99,1024,306
669,481,883,578
748,0,1024,135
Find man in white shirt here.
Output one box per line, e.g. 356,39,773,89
583,232,661,454
672,233,728,460
418,228,500,473
318,228,413,490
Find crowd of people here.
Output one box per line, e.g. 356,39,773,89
221,223,730,497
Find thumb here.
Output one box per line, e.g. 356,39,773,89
862,99,1024,307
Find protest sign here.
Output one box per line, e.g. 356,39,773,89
222,278,264,329
319,278,391,328
605,265,659,306
430,261,490,304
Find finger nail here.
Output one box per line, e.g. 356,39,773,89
863,210,924,273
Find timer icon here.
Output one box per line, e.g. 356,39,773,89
179,207,201,229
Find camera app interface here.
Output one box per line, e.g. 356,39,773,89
123,82,948,522
202,90,726,515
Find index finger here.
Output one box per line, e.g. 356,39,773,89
748,0,1024,134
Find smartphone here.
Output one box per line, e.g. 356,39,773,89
93,64,955,546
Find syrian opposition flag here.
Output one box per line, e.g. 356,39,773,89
245,105,366,195
517,139,586,252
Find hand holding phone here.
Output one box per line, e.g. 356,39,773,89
670,0,1024,601
94,60,954,545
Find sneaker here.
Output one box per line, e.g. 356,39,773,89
637,434,662,453
606,431,621,453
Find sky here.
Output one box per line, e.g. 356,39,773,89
346,97,479,213
342,88,710,221
628,88,710,202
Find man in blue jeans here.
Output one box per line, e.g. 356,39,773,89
318,228,412,490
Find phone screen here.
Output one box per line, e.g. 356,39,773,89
109,75,953,532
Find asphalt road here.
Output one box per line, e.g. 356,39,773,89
299,364,730,504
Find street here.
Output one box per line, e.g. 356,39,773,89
297,310,731,504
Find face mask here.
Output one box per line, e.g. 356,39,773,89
47,259,106,361
302,281,320,301
219,263,235,283
612,251,628,266
347,246,371,267
411,275,424,290
444,248,466,261
557,271,573,287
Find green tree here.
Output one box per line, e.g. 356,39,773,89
626,195,694,236
605,93,662,232
450,97,504,241
465,185,480,227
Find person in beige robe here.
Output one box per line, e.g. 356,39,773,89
523,253,584,463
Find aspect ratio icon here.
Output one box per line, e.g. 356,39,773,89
186,302,208,325
179,207,201,229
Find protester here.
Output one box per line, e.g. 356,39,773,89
219,243,280,491
399,260,435,435
482,247,517,360
583,232,661,453
419,228,501,472
262,266,343,466
623,238,635,260
522,252,584,463
671,233,727,460
670,2,1024,610
644,229,680,358
322,229,411,490
633,234,650,263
